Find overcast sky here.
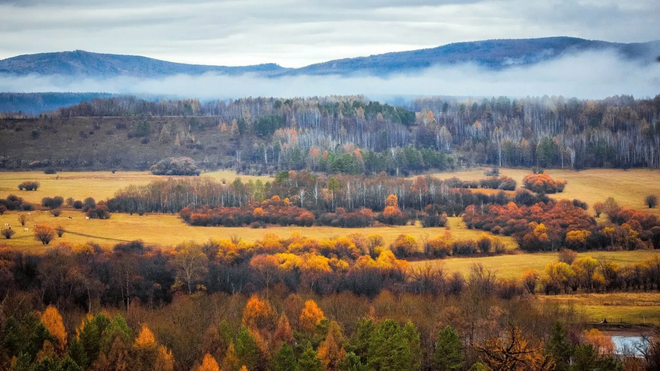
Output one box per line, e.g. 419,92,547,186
0,0,658,68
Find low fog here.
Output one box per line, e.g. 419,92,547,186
0,49,658,99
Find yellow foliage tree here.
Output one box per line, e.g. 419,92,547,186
154,345,175,371
274,313,294,346
583,329,615,355
318,321,346,371
135,324,156,349
300,300,325,333
41,305,67,350
242,295,276,330
222,343,239,371
197,353,220,371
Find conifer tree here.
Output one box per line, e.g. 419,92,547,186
546,322,573,371
273,344,297,371
297,341,323,371
431,326,463,371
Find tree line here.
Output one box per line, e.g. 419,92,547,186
27,94,660,172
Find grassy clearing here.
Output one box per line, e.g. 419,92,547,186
411,250,660,279
0,170,272,204
538,293,660,325
423,167,660,216
0,211,511,251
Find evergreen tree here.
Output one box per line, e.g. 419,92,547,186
345,319,374,364
235,327,261,371
367,320,414,371
402,322,421,371
431,326,463,371
57,356,83,371
546,321,573,371
68,339,88,370
297,342,323,371
338,352,367,371
273,344,297,371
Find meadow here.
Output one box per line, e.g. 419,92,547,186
0,170,272,204
425,167,660,216
539,292,660,325
0,209,515,251
411,250,660,278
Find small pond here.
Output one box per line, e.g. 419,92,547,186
611,336,648,356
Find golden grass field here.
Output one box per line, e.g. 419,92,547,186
0,209,514,251
424,167,660,216
411,250,660,279
539,293,660,325
0,170,272,204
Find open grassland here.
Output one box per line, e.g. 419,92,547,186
411,250,660,279
425,167,660,216
0,170,272,204
0,211,513,251
538,293,660,325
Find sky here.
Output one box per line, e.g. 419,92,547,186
0,0,659,68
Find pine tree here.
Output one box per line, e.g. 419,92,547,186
236,327,261,371
431,326,463,371
273,344,297,371
297,342,323,371
338,352,367,371
67,339,88,370
367,320,414,371
57,356,82,371
402,322,421,371
546,322,573,371
345,319,374,364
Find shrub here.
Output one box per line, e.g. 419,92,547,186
34,224,56,245
151,157,200,176
390,234,419,258
558,248,577,265
66,197,74,206
0,205,6,215
522,173,566,194
87,202,111,219
17,214,27,226
44,169,57,174
451,240,478,256
50,209,62,217
646,195,658,209
476,234,492,254
56,226,65,237
73,200,84,209
18,181,40,191
1,228,15,239
42,196,64,209
83,197,96,211
421,212,448,228
593,202,604,217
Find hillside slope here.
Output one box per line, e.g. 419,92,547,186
1,37,657,79
0,50,286,78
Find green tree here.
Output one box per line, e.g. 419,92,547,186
367,320,414,371
68,339,88,370
546,322,573,371
297,341,323,371
235,327,261,371
402,322,421,371
431,326,463,371
338,352,367,371
345,319,374,364
57,356,83,371
273,344,297,371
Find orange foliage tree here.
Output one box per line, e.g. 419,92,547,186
300,300,325,333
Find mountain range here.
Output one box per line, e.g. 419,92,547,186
1,37,658,79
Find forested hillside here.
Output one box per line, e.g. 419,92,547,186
1,94,659,172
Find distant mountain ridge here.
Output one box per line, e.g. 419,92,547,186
0,50,286,78
0,37,658,80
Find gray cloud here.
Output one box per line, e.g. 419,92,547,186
0,49,657,99
0,0,658,68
